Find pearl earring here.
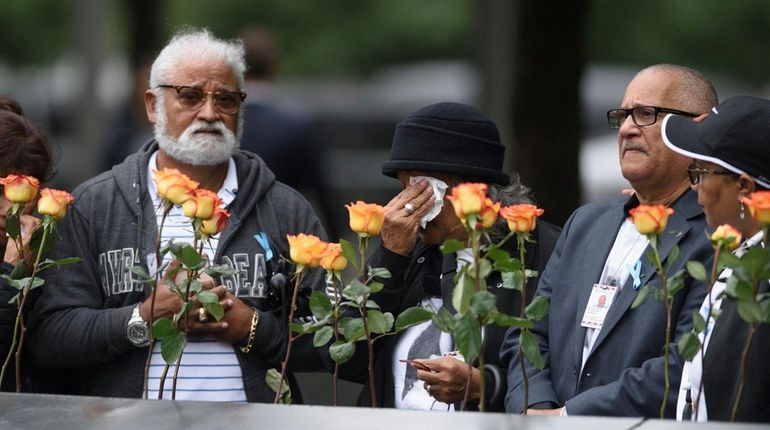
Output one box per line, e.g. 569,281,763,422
739,202,746,220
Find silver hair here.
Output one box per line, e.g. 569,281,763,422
149,28,247,89
636,64,718,113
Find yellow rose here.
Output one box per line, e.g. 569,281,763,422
742,191,770,225
500,204,544,233
0,174,39,204
37,188,74,220
447,183,487,219
153,168,199,205
200,207,230,236
345,201,385,237
319,242,348,273
710,224,742,252
287,233,327,268
200,207,229,236
182,188,221,220
628,204,675,235
478,198,501,229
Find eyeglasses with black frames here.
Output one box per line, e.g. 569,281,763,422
156,85,247,115
606,106,697,129
686,164,736,185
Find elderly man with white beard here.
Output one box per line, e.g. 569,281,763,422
27,28,327,402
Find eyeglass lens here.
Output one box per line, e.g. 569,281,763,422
176,87,242,114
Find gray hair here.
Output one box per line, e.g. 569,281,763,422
637,64,718,113
149,28,247,89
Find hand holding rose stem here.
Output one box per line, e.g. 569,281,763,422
0,175,75,391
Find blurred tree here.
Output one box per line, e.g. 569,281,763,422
0,0,69,65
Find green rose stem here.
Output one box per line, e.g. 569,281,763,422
516,233,530,416
357,235,379,408
730,225,769,421
0,216,51,391
647,235,672,419
144,202,172,399
329,275,342,406
693,245,722,420
274,266,305,403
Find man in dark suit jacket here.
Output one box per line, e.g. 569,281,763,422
501,64,719,417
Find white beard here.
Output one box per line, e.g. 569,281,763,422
153,99,242,166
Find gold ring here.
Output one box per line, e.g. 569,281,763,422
197,307,208,323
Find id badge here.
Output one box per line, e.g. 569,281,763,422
580,283,618,329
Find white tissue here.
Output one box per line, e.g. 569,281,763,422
409,176,448,228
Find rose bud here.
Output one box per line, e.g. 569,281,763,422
447,183,487,220
500,203,544,233
742,191,770,225
0,174,40,204
200,207,230,236
287,233,327,268
478,198,502,229
182,188,221,220
319,242,348,273
710,224,742,252
628,204,674,235
153,168,199,205
346,201,385,237
37,188,74,220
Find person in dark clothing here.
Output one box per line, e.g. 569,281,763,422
0,96,54,392
663,95,770,423
332,102,560,411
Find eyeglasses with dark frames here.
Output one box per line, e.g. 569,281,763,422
686,164,737,185
156,85,247,115
606,106,697,129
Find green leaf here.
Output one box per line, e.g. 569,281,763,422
170,243,205,270
432,307,455,333
205,264,239,276
500,272,521,291
339,317,365,341
677,332,701,361
760,297,770,324
368,267,391,279
5,215,20,240
152,318,175,338
666,244,680,273
525,295,549,321
395,307,432,332
668,270,686,298
631,284,650,309
342,279,370,303
313,326,334,347
692,310,707,333
7,292,20,305
440,239,465,254
130,265,151,280
329,340,355,365
524,269,539,279
686,260,708,282
451,272,474,315
453,313,481,363
9,261,27,279
368,282,384,294
160,330,187,364
0,275,23,290
289,322,305,334
340,239,359,272
265,368,291,404
493,312,533,328
724,279,755,301
719,252,742,270
469,290,497,318
188,279,202,295
309,290,332,320
737,300,763,323
520,329,545,369
203,302,224,321
11,276,45,291
493,258,522,273
196,290,219,304
366,310,393,334
485,246,510,263
476,258,493,280
364,300,380,309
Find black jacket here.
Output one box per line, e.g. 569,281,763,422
335,220,560,411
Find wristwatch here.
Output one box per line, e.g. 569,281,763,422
127,304,150,347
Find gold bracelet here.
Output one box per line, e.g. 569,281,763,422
239,309,259,353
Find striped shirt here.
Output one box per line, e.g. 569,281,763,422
145,152,246,402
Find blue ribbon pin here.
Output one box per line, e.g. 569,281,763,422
254,232,274,262
628,260,642,290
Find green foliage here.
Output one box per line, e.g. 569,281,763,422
686,261,707,283
339,317,365,342
368,267,391,280
160,329,187,364
440,239,465,254
366,310,393,334
520,330,545,370
432,307,456,333
168,242,206,271
493,312,533,329
451,271,475,315
394,307,432,331
453,313,481,364
1,276,44,291
500,272,521,291
265,368,292,404
204,264,239,277
313,326,334,347
677,332,701,361
5,216,20,241
309,290,333,320
329,340,356,365
469,290,496,320
525,295,549,321
692,310,706,333
340,239,358,272
631,284,650,309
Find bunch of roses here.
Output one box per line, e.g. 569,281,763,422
446,182,544,234
153,168,229,236
1,175,74,220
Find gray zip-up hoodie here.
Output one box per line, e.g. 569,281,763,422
27,141,327,401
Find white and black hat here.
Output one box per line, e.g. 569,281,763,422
662,95,770,189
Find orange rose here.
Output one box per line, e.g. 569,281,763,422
319,242,348,273
710,224,742,252
287,233,327,268
500,204,544,233
200,207,230,236
447,183,487,219
478,198,501,229
37,188,74,220
0,174,39,204
153,168,199,205
346,201,385,237
628,204,674,235
182,188,221,220
742,191,770,225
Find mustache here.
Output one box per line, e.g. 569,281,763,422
188,121,228,134
621,140,647,153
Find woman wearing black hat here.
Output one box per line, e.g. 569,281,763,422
663,95,770,423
